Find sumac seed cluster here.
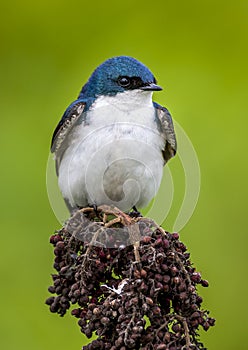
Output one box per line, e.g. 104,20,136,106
46,209,215,349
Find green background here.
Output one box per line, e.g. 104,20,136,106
1,0,247,349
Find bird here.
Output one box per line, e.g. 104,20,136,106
51,56,177,214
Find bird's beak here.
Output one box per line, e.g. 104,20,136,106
140,83,163,91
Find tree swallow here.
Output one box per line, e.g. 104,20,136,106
51,56,177,213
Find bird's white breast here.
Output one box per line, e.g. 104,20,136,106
58,90,165,211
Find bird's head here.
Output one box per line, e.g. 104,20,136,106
79,56,162,98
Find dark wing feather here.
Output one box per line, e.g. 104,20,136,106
154,102,177,163
51,101,85,173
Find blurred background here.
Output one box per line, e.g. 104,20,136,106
0,0,247,349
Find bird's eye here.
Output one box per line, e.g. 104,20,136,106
117,76,131,88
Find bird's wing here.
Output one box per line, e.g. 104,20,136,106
154,102,177,163
51,100,86,173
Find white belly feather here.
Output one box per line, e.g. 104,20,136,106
58,91,165,211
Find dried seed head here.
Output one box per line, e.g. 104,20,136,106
46,207,215,350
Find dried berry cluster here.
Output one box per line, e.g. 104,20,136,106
46,206,215,350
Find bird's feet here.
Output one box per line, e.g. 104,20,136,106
128,206,142,218
75,204,100,217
